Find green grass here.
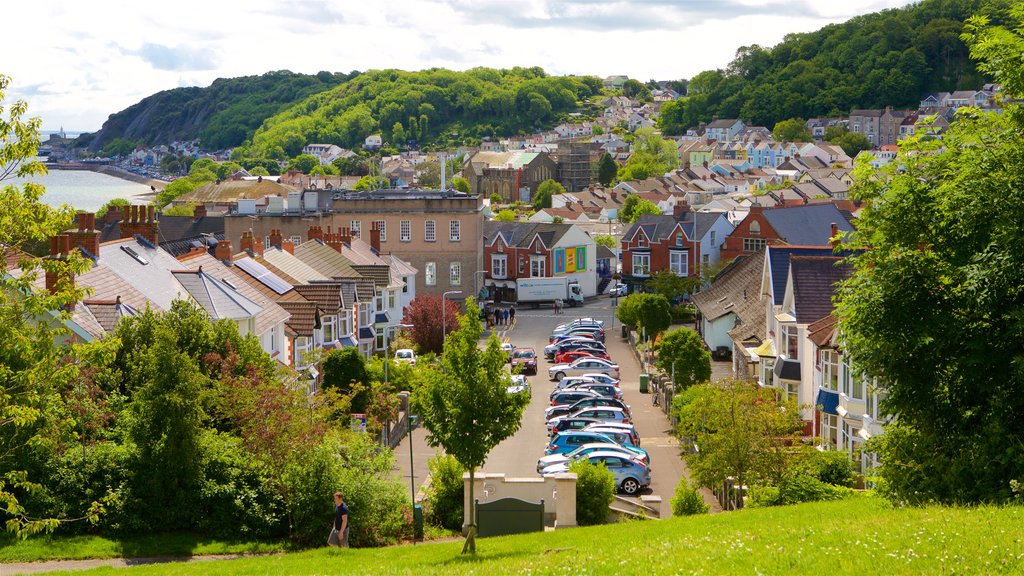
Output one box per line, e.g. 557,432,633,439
11,496,1024,575
0,532,292,563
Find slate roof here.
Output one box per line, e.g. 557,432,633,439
621,215,682,245
339,237,385,265
157,215,225,244
98,238,190,311
171,268,263,321
293,240,362,279
483,222,575,248
81,297,142,334
765,246,840,305
760,204,854,247
178,252,291,336
789,256,852,324
160,233,224,258
692,252,766,345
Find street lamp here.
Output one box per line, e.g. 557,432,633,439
441,290,463,354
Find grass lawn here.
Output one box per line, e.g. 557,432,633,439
18,495,1024,575
0,532,293,563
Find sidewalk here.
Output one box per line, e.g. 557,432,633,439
3,553,266,575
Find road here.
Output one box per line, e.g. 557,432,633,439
392,298,696,517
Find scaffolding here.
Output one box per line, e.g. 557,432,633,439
558,139,592,193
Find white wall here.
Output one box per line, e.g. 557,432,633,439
554,225,599,297
701,314,736,351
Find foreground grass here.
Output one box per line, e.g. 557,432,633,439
18,496,1024,575
0,532,292,563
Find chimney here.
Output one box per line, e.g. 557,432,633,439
339,226,352,246
268,228,284,249
610,190,618,201
673,203,687,219
308,225,323,242
215,240,233,262
119,204,158,245
325,229,343,252
829,222,841,247
240,230,263,257
45,233,74,300
281,239,295,254
68,211,101,257
193,204,207,220
369,223,381,253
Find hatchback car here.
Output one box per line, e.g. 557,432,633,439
540,451,651,495
394,349,416,366
506,374,530,395
552,375,599,392
579,373,620,386
536,442,649,473
551,327,604,343
548,357,620,381
608,284,628,298
548,389,600,408
585,423,641,447
554,349,610,365
551,318,605,336
547,416,604,437
544,336,599,358
545,397,631,422
562,406,631,426
500,342,516,360
544,430,626,456
511,347,538,375
546,339,606,359
565,382,623,400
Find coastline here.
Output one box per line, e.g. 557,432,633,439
91,165,167,190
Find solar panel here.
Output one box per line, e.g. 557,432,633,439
234,257,292,295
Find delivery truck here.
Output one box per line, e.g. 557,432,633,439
515,277,584,308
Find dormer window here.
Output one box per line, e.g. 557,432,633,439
749,221,761,235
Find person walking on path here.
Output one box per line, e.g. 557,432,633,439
509,306,516,325
328,492,349,548
503,308,509,325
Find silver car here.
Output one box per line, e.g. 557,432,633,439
536,442,648,473
540,451,652,495
548,357,620,381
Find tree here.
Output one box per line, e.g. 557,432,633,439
412,300,528,553
656,328,712,389
451,176,471,193
647,270,699,305
835,11,1024,505
489,193,502,205
391,122,406,148
771,118,812,142
401,294,461,354
494,209,515,222
828,130,872,157
96,198,130,218
616,293,671,338
286,154,320,174
618,195,661,223
532,179,564,210
332,155,368,176
593,234,616,249
622,79,652,102
249,165,271,177
322,348,370,412
597,153,617,186
619,128,678,181
354,175,387,190
675,380,804,494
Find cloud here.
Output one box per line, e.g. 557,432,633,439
253,0,350,26
128,43,219,72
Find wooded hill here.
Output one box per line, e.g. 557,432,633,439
658,0,1013,133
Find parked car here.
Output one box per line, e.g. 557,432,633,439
394,349,417,366
579,373,620,386
554,349,610,364
540,451,651,495
608,284,628,298
551,318,605,336
557,406,632,426
511,347,538,375
551,375,599,392
500,342,516,360
550,326,604,343
564,382,622,400
547,416,604,437
536,442,649,473
545,397,631,421
548,389,601,408
548,357,620,381
506,374,530,395
584,423,641,447
545,338,605,359
544,430,628,456
544,335,599,358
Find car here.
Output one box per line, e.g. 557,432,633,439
548,357,620,381
540,451,651,495
511,347,538,375
550,326,604,343
560,406,632,426
547,416,604,437
500,342,516,360
579,373,620,386
554,349,610,365
552,375,600,392
565,382,623,400
551,318,605,335
545,397,631,421
608,284,628,298
544,430,629,456
506,374,530,395
584,423,641,447
536,442,649,474
545,338,605,359
394,348,417,366
548,389,601,409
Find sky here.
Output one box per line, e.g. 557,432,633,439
3,0,917,132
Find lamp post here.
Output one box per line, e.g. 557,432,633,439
441,290,463,354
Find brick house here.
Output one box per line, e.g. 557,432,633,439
482,221,597,302
718,203,855,263
618,209,701,294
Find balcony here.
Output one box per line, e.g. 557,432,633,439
838,392,867,419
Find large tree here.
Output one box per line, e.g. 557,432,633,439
619,128,678,181
771,118,812,142
401,294,461,354
412,300,528,553
656,328,712,389
619,195,662,223
596,152,617,187
532,179,564,210
835,10,1024,505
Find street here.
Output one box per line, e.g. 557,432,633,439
392,298,694,517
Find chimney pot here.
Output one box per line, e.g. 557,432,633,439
281,239,295,254
215,240,233,262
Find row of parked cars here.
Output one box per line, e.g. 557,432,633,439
530,318,652,495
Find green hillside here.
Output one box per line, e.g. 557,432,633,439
658,0,1016,133
83,70,355,151
237,67,603,159
25,497,1024,575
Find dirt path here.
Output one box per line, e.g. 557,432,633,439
3,553,266,575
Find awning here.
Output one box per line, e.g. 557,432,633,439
339,335,358,348
375,312,390,324
815,388,840,415
359,326,375,340
753,339,776,358
773,357,801,380
775,312,796,323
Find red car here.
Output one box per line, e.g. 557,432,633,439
554,349,609,364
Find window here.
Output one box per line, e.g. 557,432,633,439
636,234,647,248
820,413,839,449
669,250,688,276
702,253,710,266
375,292,383,312
710,230,716,246
449,220,461,242
388,290,396,309
632,253,650,276
782,324,799,359
450,262,462,286
743,237,767,252
295,337,312,369
425,220,436,242
518,258,525,274
289,235,302,246
425,262,436,286
350,220,361,238
530,257,546,278
841,357,865,400
400,220,411,242
340,313,351,337
749,221,761,235
675,234,684,247
322,314,337,343
375,327,385,350
492,255,507,279
820,349,839,391
375,220,386,242
402,276,409,294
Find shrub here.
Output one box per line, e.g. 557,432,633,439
671,479,709,516
808,450,856,488
195,431,283,539
423,454,464,531
334,433,412,547
750,474,855,508
570,458,615,526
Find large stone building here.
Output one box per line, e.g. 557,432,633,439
463,151,558,203
223,188,484,297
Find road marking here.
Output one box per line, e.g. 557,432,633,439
641,436,680,447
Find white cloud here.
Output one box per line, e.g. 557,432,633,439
2,0,916,131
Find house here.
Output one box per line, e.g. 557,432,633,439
553,186,626,222
463,150,558,203
692,251,766,378
704,119,746,143
482,221,598,302
719,204,855,262
847,109,883,146
363,134,383,150
302,144,352,165
618,209,702,294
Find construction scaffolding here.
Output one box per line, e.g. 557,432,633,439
558,139,592,193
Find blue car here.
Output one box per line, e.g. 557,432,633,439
541,451,651,495
544,430,648,461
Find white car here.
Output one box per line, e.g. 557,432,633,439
500,342,516,360
506,374,530,395
394,348,416,366
608,284,628,297
548,357,620,381
536,442,647,474
551,318,606,335
552,375,599,391
580,373,621,386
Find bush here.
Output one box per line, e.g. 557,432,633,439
670,304,696,324
423,454,464,531
570,458,615,526
670,479,709,516
334,433,412,547
750,474,855,507
808,450,856,487
195,431,283,539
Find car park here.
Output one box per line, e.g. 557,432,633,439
545,397,631,422
394,349,417,366
510,347,538,375
554,349,610,364
540,451,651,495
536,442,649,473
548,357,620,381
